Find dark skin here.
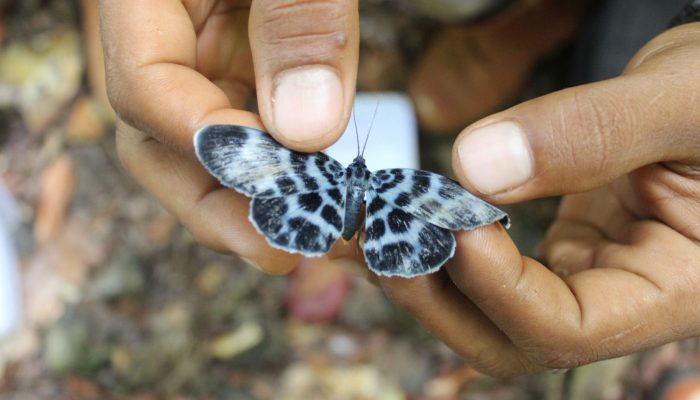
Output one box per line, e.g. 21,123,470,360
100,0,700,376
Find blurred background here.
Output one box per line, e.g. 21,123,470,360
0,0,699,399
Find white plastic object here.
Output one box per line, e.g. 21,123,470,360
325,92,419,171
0,181,21,337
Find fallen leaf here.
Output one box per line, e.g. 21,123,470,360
196,262,227,294
278,362,405,400
64,96,109,143
33,154,75,244
110,345,132,374
0,28,83,134
424,365,480,398
209,322,264,360
80,0,110,108
64,375,102,398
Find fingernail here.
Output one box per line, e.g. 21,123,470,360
457,121,533,194
272,67,343,142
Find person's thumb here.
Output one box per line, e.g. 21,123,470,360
249,0,359,152
452,25,700,203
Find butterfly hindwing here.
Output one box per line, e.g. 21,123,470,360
194,125,345,197
362,168,509,277
250,188,345,256
194,125,346,256
371,169,509,230
363,189,455,277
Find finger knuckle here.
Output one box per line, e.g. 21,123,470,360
254,0,353,68
520,335,595,369
473,354,536,378
105,67,148,132
104,69,127,119
562,86,634,175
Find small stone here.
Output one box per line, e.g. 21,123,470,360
111,344,162,388
43,317,106,374
209,322,264,360
110,345,132,373
220,388,256,400
87,257,145,300
195,262,227,294
43,319,87,373
147,302,193,359
327,333,359,360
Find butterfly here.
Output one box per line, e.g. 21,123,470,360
193,124,509,278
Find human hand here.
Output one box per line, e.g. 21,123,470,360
98,0,359,273
379,23,700,376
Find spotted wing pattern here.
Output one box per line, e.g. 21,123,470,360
364,189,455,277
194,125,345,197
371,169,509,230
363,168,508,277
194,125,346,256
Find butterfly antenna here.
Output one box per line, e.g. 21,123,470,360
360,98,380,157
352,106,360,156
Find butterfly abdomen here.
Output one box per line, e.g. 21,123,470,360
341,157,371,240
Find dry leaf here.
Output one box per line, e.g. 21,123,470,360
424,365,480,398
209,322,264,360
64,96,108,143
33,154,75,244
0,29,83,134
80,0,110,107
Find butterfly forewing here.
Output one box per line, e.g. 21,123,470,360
194,125,345,197
361,168,508,277
194,125,347,256
370,169,509,230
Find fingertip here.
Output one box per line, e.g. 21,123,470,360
448,223,523,296
248,0,358,152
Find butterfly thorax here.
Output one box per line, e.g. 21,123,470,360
341,156,371,240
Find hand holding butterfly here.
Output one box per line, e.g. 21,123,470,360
98,0,359,273
379,24,700,376
100,0,700,377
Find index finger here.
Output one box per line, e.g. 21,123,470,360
446,222,700,368
99,0,255,153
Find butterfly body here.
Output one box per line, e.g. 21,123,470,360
342,156,371,240
194,124,509,278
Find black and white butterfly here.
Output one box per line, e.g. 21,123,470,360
193,124,509,278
